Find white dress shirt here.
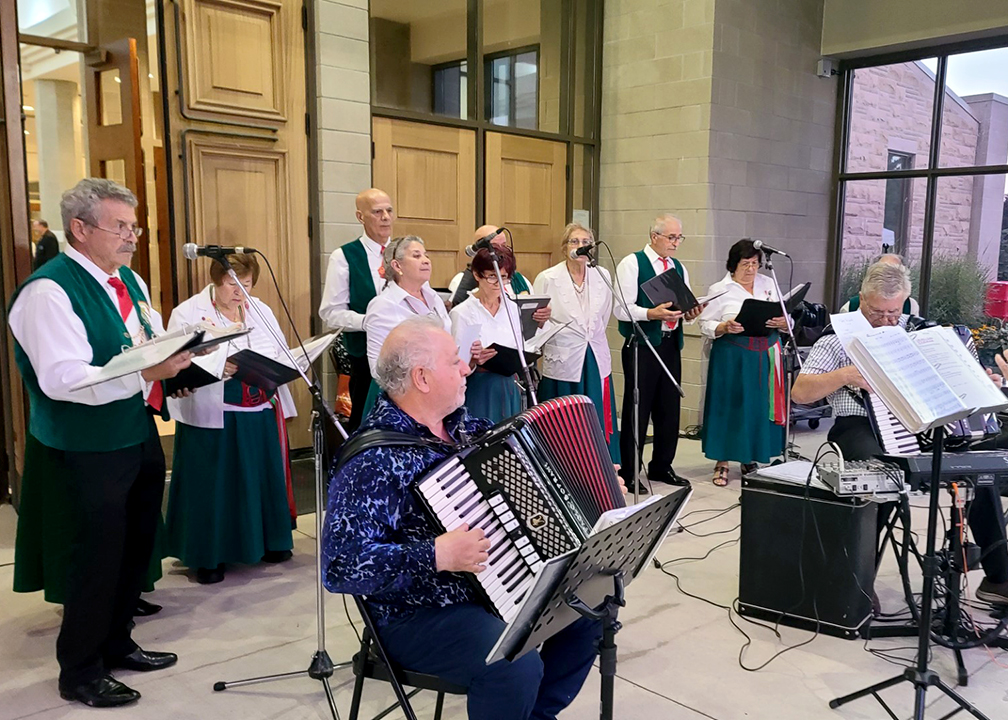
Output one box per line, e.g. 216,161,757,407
532,262,614,382
9,244,162,406
449,293,526,355
698,272,781,339
363,282,451,375
613,244,692,331
319,235,385,332
165,284,297,428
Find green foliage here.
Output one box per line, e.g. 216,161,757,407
838,256,874,307
926,253,989,327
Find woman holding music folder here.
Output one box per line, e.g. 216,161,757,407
165,254,296,584
698,239,789,487
532,223,620,462
362,236,452,416
450,246,545,422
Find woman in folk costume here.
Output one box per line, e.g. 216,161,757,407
165,254,296,584
450,246,545,423
533,223,620,462
361,236,452,417
698,239,789,487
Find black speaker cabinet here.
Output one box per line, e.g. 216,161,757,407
738,476,877,639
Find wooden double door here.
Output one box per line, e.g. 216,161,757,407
372,117,568,287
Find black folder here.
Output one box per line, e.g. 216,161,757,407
641,267,698,312
227,349,299,392
163,363,223,396
734,282,811,337
481,344,542,377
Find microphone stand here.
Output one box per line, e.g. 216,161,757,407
762,253,803,462
595,243,683,505
209,257,350,720
488,246,538,407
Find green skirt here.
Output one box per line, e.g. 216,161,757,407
166,408,293,569
466,371,523,423
13,434,165,604
701,334,785,463
538,347,621,464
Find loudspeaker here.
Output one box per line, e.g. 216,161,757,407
738,476,877,639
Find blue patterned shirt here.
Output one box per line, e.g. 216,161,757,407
321,393,493,626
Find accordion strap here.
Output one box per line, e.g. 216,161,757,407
334,429,450,474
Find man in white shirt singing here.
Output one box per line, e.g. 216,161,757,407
319,188,394,430
614,214,703,491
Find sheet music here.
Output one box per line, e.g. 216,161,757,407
525,320,573,353
70,333,199,391
456,322,481,365
910,326,1008,414
828,310,872,350
285,331,341,371
848,326,967,433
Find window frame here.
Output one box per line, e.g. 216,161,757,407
827,36,1008,314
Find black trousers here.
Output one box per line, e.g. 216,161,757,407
829,415,1008,584
347,352,373,433
618,333,682,482
56,417,166,689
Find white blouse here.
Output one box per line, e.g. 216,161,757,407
698,272,782,339
364,281,451,375
166,284,297,429
532,262,614,382
449,292,526,354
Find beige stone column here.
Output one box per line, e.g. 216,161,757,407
35,79,83,242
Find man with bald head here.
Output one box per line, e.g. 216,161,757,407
322,316,600,719
448,224,532,307
320,188,395,430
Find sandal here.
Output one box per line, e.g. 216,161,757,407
712,465,729,487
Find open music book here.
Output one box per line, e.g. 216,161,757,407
226,332,340,393
846,325,1008,434
70,322,249,391
483,322,572,376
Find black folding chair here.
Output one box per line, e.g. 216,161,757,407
348,597,466,720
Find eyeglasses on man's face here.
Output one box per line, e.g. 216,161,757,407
87,220,143,240
654,232,685,243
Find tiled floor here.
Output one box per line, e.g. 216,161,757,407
3,420,1008,719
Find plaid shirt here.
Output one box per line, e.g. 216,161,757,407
800,315,909,418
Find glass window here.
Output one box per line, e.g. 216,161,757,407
883,151,914,255
572,143,595,227
17,0,84,41
370,0,470,119
572,0,598,138
482,0,562,134
838,179,924,306
931,48,1008,168
927,174,1006,328
846,60,937,172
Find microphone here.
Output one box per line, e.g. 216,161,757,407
464,228,506,258
569,243,596,260
752,240,789,258
182,243,256,260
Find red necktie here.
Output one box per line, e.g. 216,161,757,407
109,277,163,411
658,258,677,331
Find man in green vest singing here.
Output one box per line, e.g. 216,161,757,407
9,179,192,708
614,214,703,492
320,187,394,431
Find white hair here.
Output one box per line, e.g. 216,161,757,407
650,213,681,236
860,261,911,300
382,235,425,288
61,178,137,243
375,315,444,397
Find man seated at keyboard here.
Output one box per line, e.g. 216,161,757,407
792,261,1008,606
321,315,601,720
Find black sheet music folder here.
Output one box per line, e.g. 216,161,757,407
734,281,810,337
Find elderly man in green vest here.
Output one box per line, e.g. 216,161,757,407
614,213,703,492
320,187,394,431
9,178,191,708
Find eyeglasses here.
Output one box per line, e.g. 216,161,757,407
87,221,143,240
567,238,593,247
737,259,760,270
480,274,510,285
862,305,903,321
654,232,685,243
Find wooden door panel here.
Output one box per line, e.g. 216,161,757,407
485,132,567,281
373,117,475,289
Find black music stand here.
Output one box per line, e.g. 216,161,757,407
830,426,991,720
488,488,692,720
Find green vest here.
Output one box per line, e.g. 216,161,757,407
10,254,158,452
847,294,912,315
617,251,685,350
343,239,380,357
511,271,530,295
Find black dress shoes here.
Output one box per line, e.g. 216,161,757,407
262,549,293,563
134,598,162,616
108,648,179,672
650,469,690,487
60,675,140,707
196,564,225,584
